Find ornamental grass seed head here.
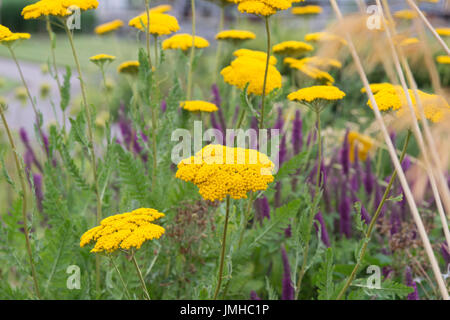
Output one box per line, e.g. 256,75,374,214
22,0,99,20
175,144,275,201
80,208,165,253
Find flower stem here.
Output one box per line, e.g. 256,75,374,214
259,16,271,129
187,0,196,100
131,251,151,300
64,21,102,292
238,192,254,249
213,195,231,299
335,129,412,300
109,256,131,299
214,6,225,83
0,105,41,299
153,35,158,68
295,107,322,299
145,0,153,68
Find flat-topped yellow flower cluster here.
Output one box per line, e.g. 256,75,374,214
22,0,98,20
216,30,256,41
162,34,210,51
176,145,275,201
234,0,296,16
80,208,165,253
129,11,179,36
181,101,218,113
272,40,313,55
288,85,346,103
95,19,124,35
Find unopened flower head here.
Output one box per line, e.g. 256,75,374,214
175,144,275,201
80,208,165,253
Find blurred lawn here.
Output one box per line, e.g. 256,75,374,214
0,34,141,72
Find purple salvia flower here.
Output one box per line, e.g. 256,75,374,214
401,155,411,172
118,117,133,148
160,99,167,113
232,105,240,127
284,224,292,238
217,107,227,131
250,291,261,300
382,266,394,279
340,129,350,176
33,174,43,212
292,110,303,155
211,84,222,107
390,211,401,235
390,130,397,148
42,132,50,156
350,145,361,192
259,196,270,221
314,211,331,247
24,150,34,173
339,187,352,238
250,117,259,150
210,113,223,135
273,108,283,131
281,246,294,300
360,203,372,225
374,182,386,217
19,128,42,172
279,135,287,166
405,266,419,300
364,157,374,195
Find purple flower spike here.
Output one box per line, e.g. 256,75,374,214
314,211,330,247
210,113,223,135
211,84,222,107
401,156,411,172
160,100,167,113
284,224,292,238
405,266,419,300
292,110,303,155
33,174,43,212
339,188,352,238
281,246,294,300
360,204,372,225
273,107,284,131
250,291,261,300
364,157,374,195
340,129,350,176
254,196,270,225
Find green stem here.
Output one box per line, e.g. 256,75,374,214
100,66,111,107
238,192,254,249
259,16,271,129
153,35,158,68
335,129,412,300
64,21,102,293
187,0,196,100
109,256,131,299
0,106,41,299
131,251,151,300
295,107,322,299
145,0,153,68
150,105,158,191
236,109,246,129
214,6,225,83
213,196,231,299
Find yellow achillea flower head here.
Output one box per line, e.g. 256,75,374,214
285,58,335,84
291,5,322,15
176,144,275,201
436,55,450,64
149,4,172,13
129,12,179,36
288,85,345,103
234,0,293,16
0,25,13,40
181,100,218,113
118,61,140,75
272,41,313,55
399,37,419,46
304,31,347,45
90,54,116,68
162,34,210,51
395,91,450,123
80,208,165,253
436,28,450,37
394,9,418,20
367,86,406,111
22,0,98,20
296,56,342,69
348,131,375,162
360,82,395,94
221,56,282,95
216,29,256,41
0,32,31,44
94,19,124,35
233,48,277,65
